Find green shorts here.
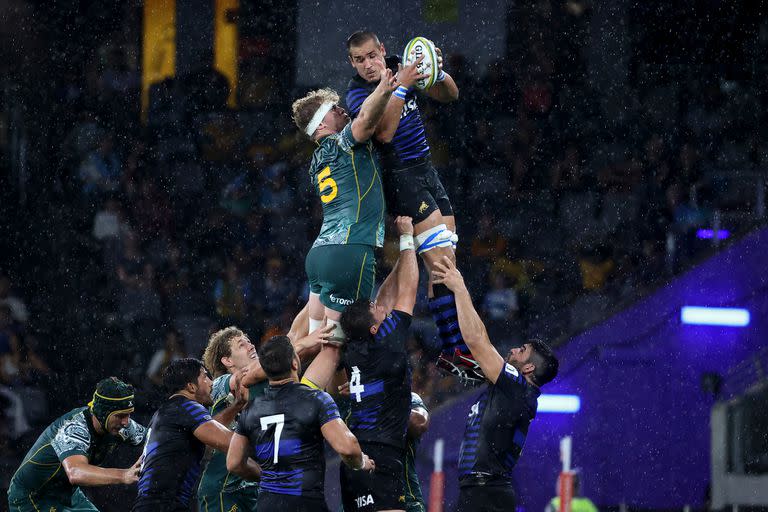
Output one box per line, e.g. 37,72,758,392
198,486,259,512
8,486,98,512
305,244,375,313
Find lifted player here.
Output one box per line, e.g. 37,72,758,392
344,31,479,382
291,63,397,342
432,256,559,510
8,377,145,512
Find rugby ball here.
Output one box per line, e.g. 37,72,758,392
402,37,438,90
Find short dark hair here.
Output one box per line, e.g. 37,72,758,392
529,339,558,387
162,358,207,394
346,30,380,50
339,299,375,343
258,336,295,380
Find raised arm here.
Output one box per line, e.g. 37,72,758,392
213,371,249,426
374,57,429,143
194,419,235,453
432,256,504,382
351,65,398,143
375,216,418,315
225,432,262,481
321,418,374,472
62,455,140,486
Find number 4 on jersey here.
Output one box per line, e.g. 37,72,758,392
349,366,365,403
260,414,285,464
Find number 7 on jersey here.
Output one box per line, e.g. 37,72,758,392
260,414,285,464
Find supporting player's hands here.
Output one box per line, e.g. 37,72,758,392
337,381,350,397
394,216,414,235
432,255,465,292
396,55,429,89
360,452,376,473
231,369,250,411
300,323,336,351
122,457,142,485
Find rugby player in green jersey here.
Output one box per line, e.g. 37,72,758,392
291,63,397,345
8,377,145,512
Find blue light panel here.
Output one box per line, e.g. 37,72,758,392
681,306,750,327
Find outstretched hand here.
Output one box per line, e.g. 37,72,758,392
301,323,336,351
396,55,429,89
372,58,398,92
122,457,142,485
432,256,465,292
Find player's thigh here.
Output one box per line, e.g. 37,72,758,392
455,485,516,512
385,170,440,224
424,165,454,219
308,245,375,313
341,445,405,512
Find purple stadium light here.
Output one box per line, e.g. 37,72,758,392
537,394,581,413
681,306,750,327
696,229,730,240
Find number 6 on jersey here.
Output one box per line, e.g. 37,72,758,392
260,414,285,463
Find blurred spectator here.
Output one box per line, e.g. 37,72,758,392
0,276,28,325
578,245,616,292
78,132,121,196
92,197,131,241
146,329,187,387
483,274,520,321
213,261,252,322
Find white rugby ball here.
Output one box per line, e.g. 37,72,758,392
402,37,438,90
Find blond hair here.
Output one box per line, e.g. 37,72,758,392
202,326,246,378
291,88,340,137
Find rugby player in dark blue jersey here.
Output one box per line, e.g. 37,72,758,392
345,31,481,383
133,358,260,512
226,336,374,512
432,256,559,511
336,215,418,512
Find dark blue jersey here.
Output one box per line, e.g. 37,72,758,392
235,382,340,500
343,310,412,450
458,363,540,485
133,396,212,511
345,57,430,171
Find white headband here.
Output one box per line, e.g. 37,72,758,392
305,101,335,137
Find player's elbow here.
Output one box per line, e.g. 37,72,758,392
225,456,243,474
375,131,394,144
337,433,362,459
64,466,87,486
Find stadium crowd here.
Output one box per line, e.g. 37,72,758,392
1,0,766,503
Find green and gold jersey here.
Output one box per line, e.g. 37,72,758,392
198,374,267,497
404,392,428,512
309,123,385,249
10,406,146,500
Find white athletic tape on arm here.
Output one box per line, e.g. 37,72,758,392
305,101,335,136
415,224,453,254
309,317,324,332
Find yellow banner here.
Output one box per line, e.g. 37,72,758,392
214,0,239,108
424,0,459,23
142,0,177,122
